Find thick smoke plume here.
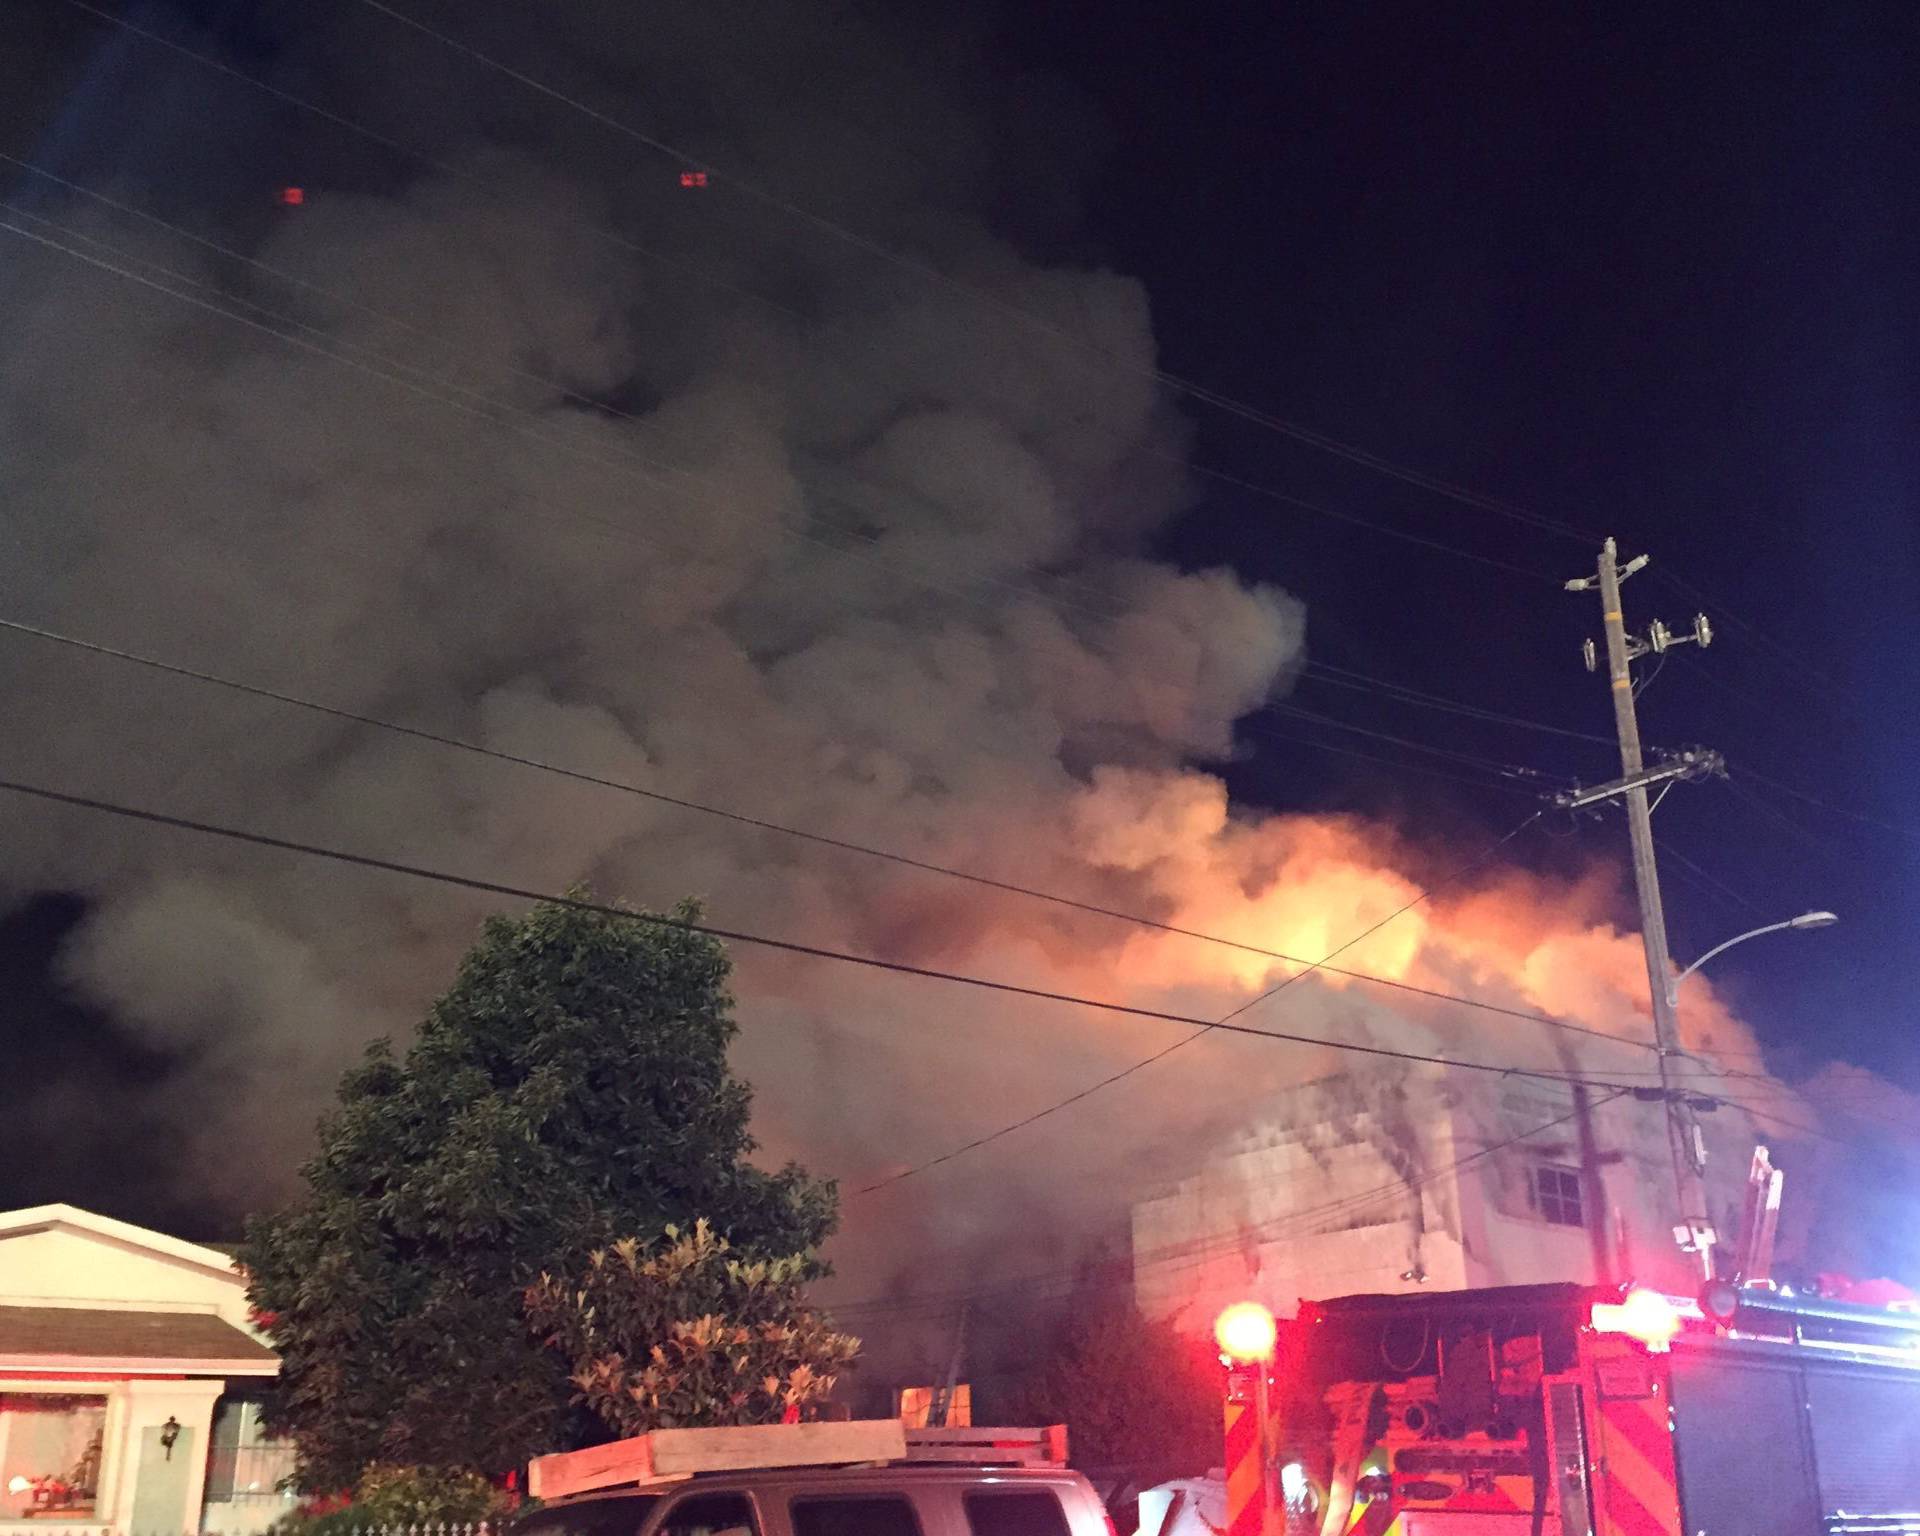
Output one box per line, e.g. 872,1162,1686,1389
0,0,1868,1368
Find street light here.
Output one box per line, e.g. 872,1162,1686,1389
1668,910,1837,1004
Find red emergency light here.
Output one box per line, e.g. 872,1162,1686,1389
279,187,304,206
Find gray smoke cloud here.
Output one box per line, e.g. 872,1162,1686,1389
0,0,1852,1375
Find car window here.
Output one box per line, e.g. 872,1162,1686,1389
515,1497,661,1536
654,1492,760,1536
963,1491,1072,1536
787,1494,922,1536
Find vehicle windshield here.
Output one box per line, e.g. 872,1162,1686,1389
512,1497,662,1536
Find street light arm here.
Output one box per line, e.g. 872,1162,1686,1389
1668,911,1838,1002
1672,920,1797,991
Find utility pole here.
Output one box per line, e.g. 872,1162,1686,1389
1565,539,1719,1280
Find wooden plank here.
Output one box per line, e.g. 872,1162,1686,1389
528,1437,659,1500
650,1420,906,1475
531,1420,909,1498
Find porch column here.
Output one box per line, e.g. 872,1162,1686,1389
111,1379,222,1536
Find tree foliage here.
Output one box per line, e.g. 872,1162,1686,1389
272,1464,508,1536
242,896,837,1486
1002,1293,1221,1475
527,1219,858,1437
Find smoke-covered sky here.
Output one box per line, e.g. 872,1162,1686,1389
3,0,1916,1354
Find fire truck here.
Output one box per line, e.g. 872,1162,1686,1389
1232,1158,1920,1535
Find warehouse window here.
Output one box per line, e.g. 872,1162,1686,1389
1534,1165,1584,1227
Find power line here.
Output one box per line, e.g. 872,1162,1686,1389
1301,663,1615,746
0,204,1141,640
56,4,1589,587
0,197,1567,811
1261,700,1573,785
0,152,1755,1120
28,18,1557,592
1718,1094,1920,1167
1723,777,1847,866
1655,567,1865,712
0,190,1589,829
854,809,1603,1195
3,615,1638,1055
1233,726,1548,798
1172,455,1560,583
0,772,1697,1099
0,158,1150,636
353,0,1605,555
1671,652,1916,841
1737,764,1920,846
1653,836,1772,923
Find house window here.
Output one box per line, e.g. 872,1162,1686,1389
0,1393,107,1521
1535,1165,1585,1228
203,1394,296,1506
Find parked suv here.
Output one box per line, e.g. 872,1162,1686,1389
515,1452,1114,1536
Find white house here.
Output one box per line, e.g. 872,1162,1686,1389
1132,1066,1761,1330
0,1205,292,1536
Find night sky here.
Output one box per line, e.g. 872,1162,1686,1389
1013,1,1920,1076
2,0,1916,1255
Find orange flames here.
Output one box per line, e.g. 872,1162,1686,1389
1057,765,1765,1070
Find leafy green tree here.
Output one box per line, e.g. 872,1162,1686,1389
243,896,836,1487
1001,1292,1221,1474
527,1219,858,1436
272,1464,508,1536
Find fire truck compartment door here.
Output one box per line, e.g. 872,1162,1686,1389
1667,1348,1820,1535
1801,1358,1920,1519
1400,1517,1540,1535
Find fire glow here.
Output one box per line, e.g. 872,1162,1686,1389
1065,767,1761,1071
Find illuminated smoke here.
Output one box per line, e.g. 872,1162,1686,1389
0,0,1865,1337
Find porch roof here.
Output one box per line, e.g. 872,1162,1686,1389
0,1306,279,1376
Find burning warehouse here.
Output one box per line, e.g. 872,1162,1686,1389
1132,1066,1765,1329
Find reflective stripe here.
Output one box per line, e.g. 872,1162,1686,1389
1224,1399,1263,1536
1592,1376,1681,1536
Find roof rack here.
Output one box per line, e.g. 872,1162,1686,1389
529,1421,1069,1500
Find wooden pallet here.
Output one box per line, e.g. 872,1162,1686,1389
904,1425,1069,1466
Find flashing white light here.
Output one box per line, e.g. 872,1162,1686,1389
7,1477,32,1496
1279,1462,1309,1504
1215,1301,1278,1362
1592,1287,1684,1352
